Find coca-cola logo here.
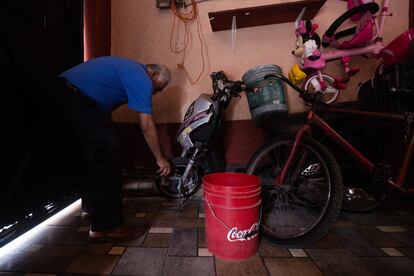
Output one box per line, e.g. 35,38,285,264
227,223,259,242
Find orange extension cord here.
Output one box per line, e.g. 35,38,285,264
170,0,207,85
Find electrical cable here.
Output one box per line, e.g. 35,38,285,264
170,0,208,85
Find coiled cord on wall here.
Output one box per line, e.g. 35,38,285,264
170,0,207,85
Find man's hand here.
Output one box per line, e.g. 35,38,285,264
156,157,171,176
138,113,171,176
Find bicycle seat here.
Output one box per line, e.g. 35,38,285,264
322,2,379,50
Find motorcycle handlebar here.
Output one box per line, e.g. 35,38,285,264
211,71,245,96
210,71,316,105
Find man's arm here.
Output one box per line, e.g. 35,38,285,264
138,112,171,176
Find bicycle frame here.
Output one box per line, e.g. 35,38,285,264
279,106,414,193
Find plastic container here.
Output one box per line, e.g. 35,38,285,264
202,173,261,261
242,64,288,119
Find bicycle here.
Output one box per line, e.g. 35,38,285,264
246,73,413,246
289,0,414,104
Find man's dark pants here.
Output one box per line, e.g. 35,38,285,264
54,81,124,232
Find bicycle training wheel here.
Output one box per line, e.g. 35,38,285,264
247,135,343,246
303,74,339,104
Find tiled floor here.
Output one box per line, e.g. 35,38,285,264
1,174,414,276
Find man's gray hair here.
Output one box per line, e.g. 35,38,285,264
147,64,171,87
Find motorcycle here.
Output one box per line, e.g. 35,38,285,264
155,71,244,207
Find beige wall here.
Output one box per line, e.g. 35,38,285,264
111,0,410,123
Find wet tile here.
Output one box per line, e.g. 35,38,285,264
308,248,377,275
149,227,173,234
108,246,126,255
63,231,89,245
387,216,414,226
159,204,180,212
25,244,43,253
123,198,161,214
145,211,177,227
343,213,395,226
380,248,404,256
396,210,412,216
198,248,213,257
198,228,207,248
215,254,268,276
376,226,407,233
289,249,308,257
303,230,346,248
0,252,31,271
47,212,88,227
191,189,203,201
332,215,358,228
258,240,290,257
169,228,197,256
115,229,147,247
81,242,113,254
175,217,204,228
19,245,82,273
143,233,171,247
64,254,119,274
162,256,214,276
335,228,385,256
360,256,414,276
112,248,167,276
406,226,414,233
124,215,147,226
398,248,414,259
387,232,414,246
264,258,323,276
356,226,404,247
25,226,77,245
160,201,179,209
177,203,198,218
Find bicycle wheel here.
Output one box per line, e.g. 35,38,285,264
247,135,343,246
155,157,202,198
303,74,339,104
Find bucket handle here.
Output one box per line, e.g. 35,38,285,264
205,197,262,240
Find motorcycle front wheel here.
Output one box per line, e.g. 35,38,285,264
155,157,202,198
247,135,343,247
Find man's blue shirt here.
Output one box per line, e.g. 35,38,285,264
60,56,153,113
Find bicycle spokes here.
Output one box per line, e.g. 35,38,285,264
252,141,332,239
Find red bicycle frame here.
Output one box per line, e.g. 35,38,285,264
277,107,414,193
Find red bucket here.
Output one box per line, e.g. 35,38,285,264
203,172,260,193
202,173,261,261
